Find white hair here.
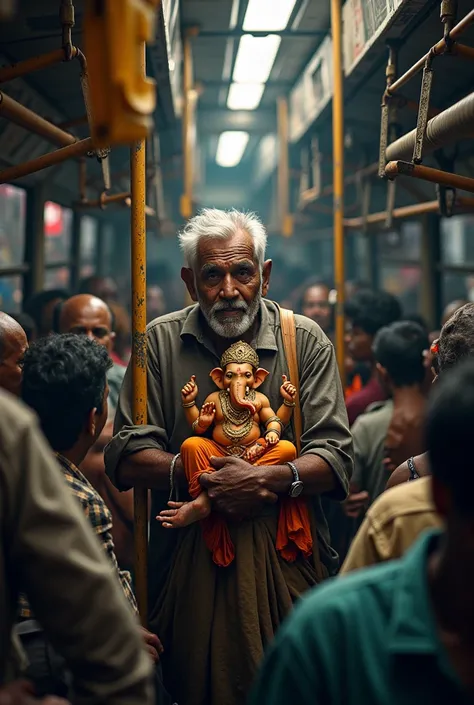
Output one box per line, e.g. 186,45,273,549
178,208,267,270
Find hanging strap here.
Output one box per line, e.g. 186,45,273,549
278,306,303,457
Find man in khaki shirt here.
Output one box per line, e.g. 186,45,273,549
340,476,441,573
0,389,153,705
106,208,353,705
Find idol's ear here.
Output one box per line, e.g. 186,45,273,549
253,368,269,389
210,367,225,389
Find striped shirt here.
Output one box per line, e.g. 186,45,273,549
19,453,137,618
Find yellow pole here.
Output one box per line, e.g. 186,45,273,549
331,0,346,384
181,34,194,219
131,45,148,624
277,96,293,237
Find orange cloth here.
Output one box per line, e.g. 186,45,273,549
345,373,363,400
180,436,313,568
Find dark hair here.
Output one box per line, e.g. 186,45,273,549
23,289,69,330
403,313,428,334
52,298,116,333
373,321,429,386
21,334,112,451
427,358,474,515
296,277,332,313
7,312,36,342
437,303,474,373
345,289,401,336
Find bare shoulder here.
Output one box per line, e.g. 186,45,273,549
256,393,271,408
203,391,220,404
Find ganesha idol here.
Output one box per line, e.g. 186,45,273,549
157,341,313,568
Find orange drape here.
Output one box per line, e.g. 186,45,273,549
180,436,313,568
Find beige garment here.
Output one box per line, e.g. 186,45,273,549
340,476,442,574
0,390,153,705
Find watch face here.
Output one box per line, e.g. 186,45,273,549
290,481,304,498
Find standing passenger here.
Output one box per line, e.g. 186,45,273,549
299,280,333,337
105,208,353,705
0,312,28,396
23,290,68,339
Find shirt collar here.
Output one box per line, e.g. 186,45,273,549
388,529,443,655
180,299,279,354
55,452,89,484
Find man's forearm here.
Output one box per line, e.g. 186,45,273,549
118,449,186,491
260,454,337,496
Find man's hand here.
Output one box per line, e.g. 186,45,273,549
200,456,278,518
140,627,164,663
0,681,69,705
343,490,369,518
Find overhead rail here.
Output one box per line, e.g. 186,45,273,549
0,138,93,184
344,196,474,229
385,161,474,195
0,91,76,148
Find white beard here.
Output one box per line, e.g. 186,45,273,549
198,288,262,339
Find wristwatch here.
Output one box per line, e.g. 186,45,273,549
287,461,304,498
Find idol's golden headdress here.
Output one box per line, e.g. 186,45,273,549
220,341,259,370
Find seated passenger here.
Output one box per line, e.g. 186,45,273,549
20,335,162,694
251,359,474,705
0,312,28,396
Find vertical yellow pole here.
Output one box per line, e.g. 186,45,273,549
277,96,293,238
131,45,148,624
331,0,346,384
181,34,193,220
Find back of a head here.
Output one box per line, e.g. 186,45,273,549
23,289,69,335
21,334,112,452
427,358,474,514
345,289,402,336
438,303,474,374
373,321,429,387
7,312,36,342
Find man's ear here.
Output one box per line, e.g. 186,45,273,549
210,367,225,389
375,362,389,384
86,408,97,437
262,260,272,298
181,267,197,302
254,368,269,388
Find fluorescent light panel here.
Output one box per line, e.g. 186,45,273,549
243,0,297,31
216,131,250,167
232,34,281,84
227,83,265,110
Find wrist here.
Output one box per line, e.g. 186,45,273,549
258,464,293,494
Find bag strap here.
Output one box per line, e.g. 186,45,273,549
278,306,302,457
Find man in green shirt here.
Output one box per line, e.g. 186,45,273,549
251,358,474,704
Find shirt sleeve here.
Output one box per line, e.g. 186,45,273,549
351,417,369,491
105,326,169,490
4,409,152,705
298,334,353,500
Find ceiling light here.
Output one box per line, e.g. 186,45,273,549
243,0,297,31
233,34,281,84
227,83,265,110
216,131,250,167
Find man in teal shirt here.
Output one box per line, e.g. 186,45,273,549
251,358,474,704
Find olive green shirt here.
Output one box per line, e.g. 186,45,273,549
352,400,393,503
0,390,153,705
251,530,469,705
105,300,353,604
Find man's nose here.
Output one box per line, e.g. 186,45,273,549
219,273,238,299
86,331,95,340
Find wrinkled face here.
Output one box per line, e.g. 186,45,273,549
0,325,28,396
182,231,272,339
60,299,115,353
345,321,373,362
223,362,255,389
302,285,332,331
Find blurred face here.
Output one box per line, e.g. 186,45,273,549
0,324,28,396
147,286,166,322
302,285,331,331
40,297,64,338
182,231,272,339
345,321,373,363
60,296,115,353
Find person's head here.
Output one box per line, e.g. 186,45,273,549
7,312,36,343
300,281,332,333
345,289,401,363
78,275,118,304
0,312,28,396
436,303,474,376
23,289,68,338
21,334,111,454
179,208,271,339
373,321,429,392
147,285,166,322
427,359,474,529
442,299,468,327
54,294,116,353
402,313,428,334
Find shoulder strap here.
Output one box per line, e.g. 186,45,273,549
277,305,302,457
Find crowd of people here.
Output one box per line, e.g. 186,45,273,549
0,208,473,705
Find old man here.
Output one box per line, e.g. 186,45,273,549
106,208,353,705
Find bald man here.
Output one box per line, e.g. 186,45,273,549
54,294,125,413
0,312,28,396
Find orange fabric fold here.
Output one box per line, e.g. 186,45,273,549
180,436,313,567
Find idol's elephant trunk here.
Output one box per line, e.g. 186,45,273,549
230,378,256,415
